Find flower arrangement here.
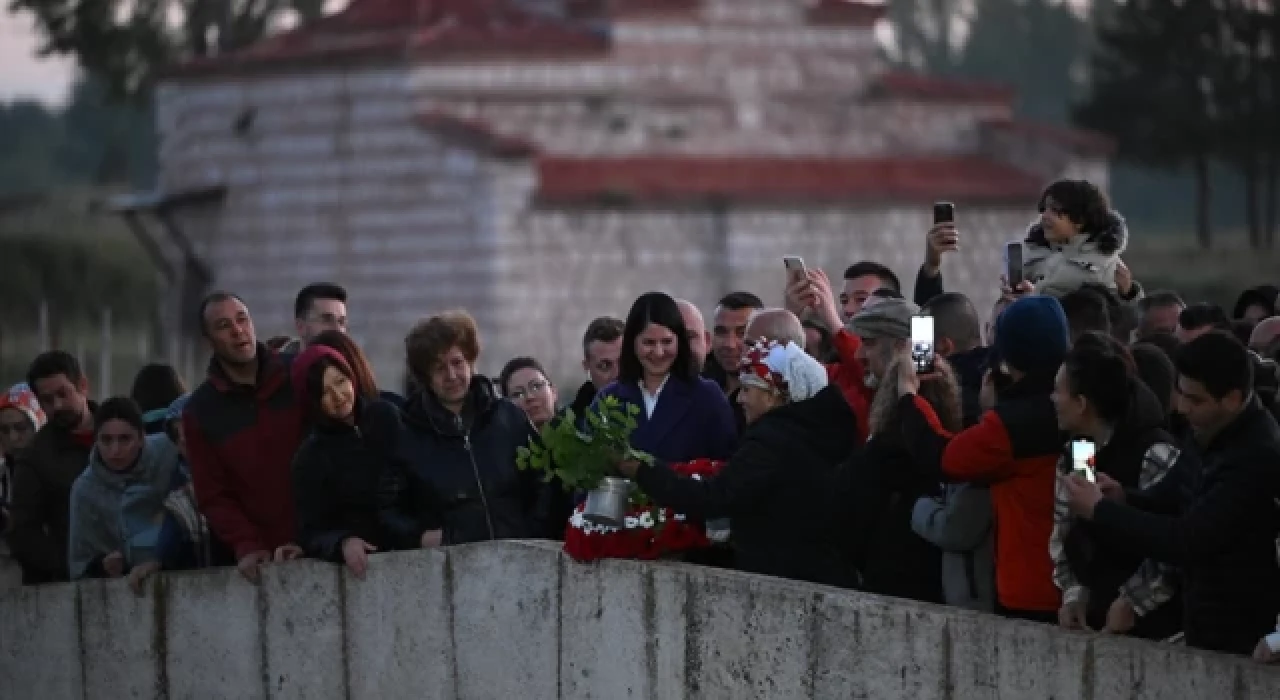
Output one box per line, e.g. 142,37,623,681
563,459,726,562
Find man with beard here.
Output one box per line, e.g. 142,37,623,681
5,352,95,584
183,292,306,584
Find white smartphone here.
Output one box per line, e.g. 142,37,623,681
1005,241,1025,287
1071,438,1097,483
783,255,807,284
911,315,935,373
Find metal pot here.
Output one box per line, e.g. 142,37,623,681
582,477,632,528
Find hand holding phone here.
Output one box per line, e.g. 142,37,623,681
783,255,807,282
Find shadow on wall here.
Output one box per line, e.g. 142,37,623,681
1,541,1277,699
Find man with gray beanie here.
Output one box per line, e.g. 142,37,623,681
896,295,1071,623
849,297,919,388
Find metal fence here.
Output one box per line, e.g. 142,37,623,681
0,302,203,399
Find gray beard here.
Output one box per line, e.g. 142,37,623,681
863,371,879,390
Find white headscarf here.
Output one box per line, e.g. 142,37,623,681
738,339,829,402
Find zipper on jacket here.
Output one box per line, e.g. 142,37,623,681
459,416,496,540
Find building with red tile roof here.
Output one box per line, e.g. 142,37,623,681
138,0,1112,385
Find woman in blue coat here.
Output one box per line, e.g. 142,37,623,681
598,292,737,463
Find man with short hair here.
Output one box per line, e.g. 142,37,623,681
840,261,902,321
5,352,96,584
1065,331,1280,655
184,292,306,584
1059,287,1113,343
1136,291,1186,340
1175,303,1230,343
676,299,711,372
704,292,765,396
922,292,989,427
570,317,625,418
294,283,348,347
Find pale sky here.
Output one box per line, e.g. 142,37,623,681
1,12,76,105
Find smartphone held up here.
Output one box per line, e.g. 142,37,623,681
1071,438,1097,483
911,315,936,374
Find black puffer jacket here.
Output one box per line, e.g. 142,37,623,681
292,398,401,562
1093,398,1280,655
378,377,549,547
634,384,859,588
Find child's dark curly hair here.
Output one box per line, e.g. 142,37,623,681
1037,179,1111,234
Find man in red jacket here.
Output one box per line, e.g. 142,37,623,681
786,268,876,443
183,292,306,583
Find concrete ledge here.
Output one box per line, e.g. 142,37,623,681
2,540,1277,699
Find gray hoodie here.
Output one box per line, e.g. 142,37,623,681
911,483,996,612
67,434,179,580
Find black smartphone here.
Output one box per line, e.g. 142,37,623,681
1005,241,1025,287
911,315,936,374
933,201,955,225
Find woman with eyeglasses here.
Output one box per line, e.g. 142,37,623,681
499,357,559,430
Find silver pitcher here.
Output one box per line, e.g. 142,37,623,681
582,477,632,528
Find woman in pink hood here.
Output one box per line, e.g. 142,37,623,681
1,383,47,531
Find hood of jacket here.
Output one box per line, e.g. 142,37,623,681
1114,378,1168,439
86,433,180,491
749,384,856,465
402,375,500,437
1025,210,1129,258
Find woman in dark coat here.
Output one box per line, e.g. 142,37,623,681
378,311,551,548
619,339,858,587
291,345,401,577
598,292,737,463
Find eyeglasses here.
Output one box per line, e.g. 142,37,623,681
509,379,551,401
0,421,31,437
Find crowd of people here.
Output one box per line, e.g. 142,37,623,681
1,179,1279,662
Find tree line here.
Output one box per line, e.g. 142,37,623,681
1075,0,1280,250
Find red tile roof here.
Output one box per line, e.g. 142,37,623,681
168,0,610,78
983,118,1116,156
535,156,1045,205
417,110,538,158
871,71,1015,104
807,0,888,26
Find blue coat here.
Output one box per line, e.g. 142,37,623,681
598,375,737,463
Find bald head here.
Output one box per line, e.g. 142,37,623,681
1251,316,1280,353
745,308,806,349
676,299,710,370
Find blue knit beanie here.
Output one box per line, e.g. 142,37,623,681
994,296,1069,375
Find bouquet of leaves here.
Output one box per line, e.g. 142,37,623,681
516,396,656,500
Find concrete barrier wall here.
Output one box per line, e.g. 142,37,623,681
2,540,1278,699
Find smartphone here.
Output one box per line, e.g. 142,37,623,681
1005,241,1025,287
911,315,935,374
1071,438,1097,483
933,201,955,225
783,255,807,284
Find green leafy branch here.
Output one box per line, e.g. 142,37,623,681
516,395,655,495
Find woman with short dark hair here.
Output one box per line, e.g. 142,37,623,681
130,363,187,435
597,292,737,462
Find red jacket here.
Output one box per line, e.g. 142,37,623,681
184,346,305,560
899,389,1063,613
828,329,874,444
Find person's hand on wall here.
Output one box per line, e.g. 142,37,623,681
420,530,443,548
127,561,161,595
102,551,125,578
1103,597,1136,634
1058,601,1091,631
341,537,377,580
237,550,271,584
273,544,303,562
